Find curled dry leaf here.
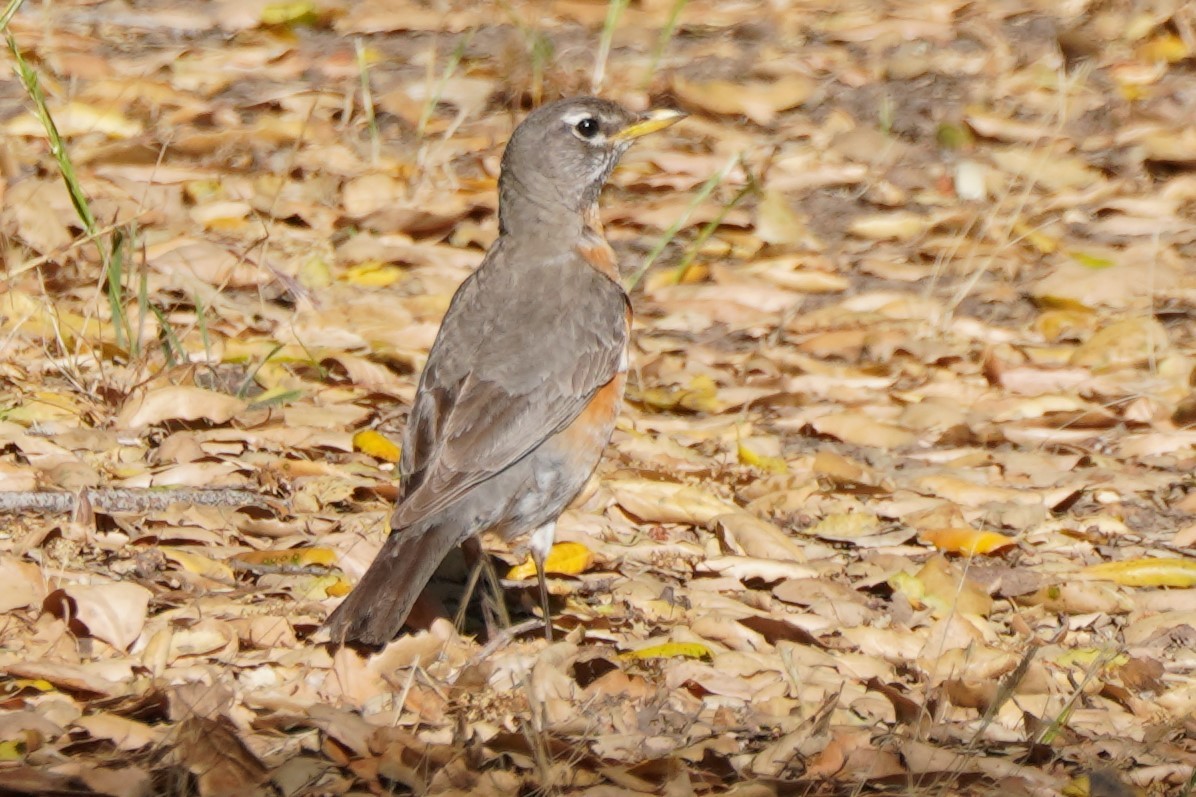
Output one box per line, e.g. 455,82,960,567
810,414,917,450
672,75,815,125
849,211,937,241
0,556,46,612
58,582,152,651
5,101,143,139
715,511,808,563
891,555,993,618
754,188,809,247
1069,317,1170,371
1077,558,1196,588
607,478,739,525
737,439,788,474
697,556,817,582
160,547,236,582
73,713,167,751
116,386,246,430
920,527,1017,555
235,547,338,568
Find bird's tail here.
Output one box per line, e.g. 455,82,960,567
324,524,462,646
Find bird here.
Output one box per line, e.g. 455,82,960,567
324,97,686,646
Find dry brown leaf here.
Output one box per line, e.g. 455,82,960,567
0,556,46,612
715,511,808,563
116,386,246,429
607,479,738,525
73,713,167,751
672,75,815,125
697,556,817,582
6,101,143,138
1070,317,1170,370
892,555,993,618
58,582,152,651
810,414,917,449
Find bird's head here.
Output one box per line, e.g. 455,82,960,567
498,96,685,235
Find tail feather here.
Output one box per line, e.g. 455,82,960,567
324,525,461,646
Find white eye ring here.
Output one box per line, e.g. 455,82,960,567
562,110,606,143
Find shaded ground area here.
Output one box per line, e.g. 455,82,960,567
1,0,1195,795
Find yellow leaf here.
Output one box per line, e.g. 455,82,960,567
5,101,142,139
644,262,709,290
6,679,54,694
507,542,593,580
935,121,973,150
737,441,788,474
620,642,713,661
184,180,223,203
160,547,235,581
1034,309,1094,342
1138,33,1190,63
299,256,333,289
325,577,352,597
921,527,1017,555
628,374,722,413
1078,558,1196,588
1054,648,1127,668
2,390,85,426
261,0,317,25
808,513,883,541
235,547,339,568
341,261,404,287
1070,317,1169,371
353,429,401,463
0,739,24,761
1068,250,1116,270
1011,219,1058,254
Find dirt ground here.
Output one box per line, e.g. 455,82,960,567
1,0,1195,795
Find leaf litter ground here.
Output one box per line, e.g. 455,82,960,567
1,1,1195,795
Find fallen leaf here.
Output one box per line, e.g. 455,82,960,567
56,583,152,651
352,428,402,462
921,527,1017,555
673,75,814,125
1078,558,1196,588
620,642,713,661
116,386,246,429
507,542,594,580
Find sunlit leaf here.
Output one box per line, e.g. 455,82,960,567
235,548,339,568
352,429,401,462
260,0,317,26
1068,251,1116,270
620,642,713,661
737,441,788,474
507,542,593,580
921,527,1017,555
1079,558,1196,588
341,261,405,287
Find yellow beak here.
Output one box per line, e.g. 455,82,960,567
611,108,687,142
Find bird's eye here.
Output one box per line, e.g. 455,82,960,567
574,117,600,139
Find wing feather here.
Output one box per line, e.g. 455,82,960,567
393,242,628,529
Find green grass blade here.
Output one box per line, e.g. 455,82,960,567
624,153,739,292
639,0,689,88
592,0,630,92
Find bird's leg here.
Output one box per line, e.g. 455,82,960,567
453,539,485,634
455,536,511,638
529,522,556,642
